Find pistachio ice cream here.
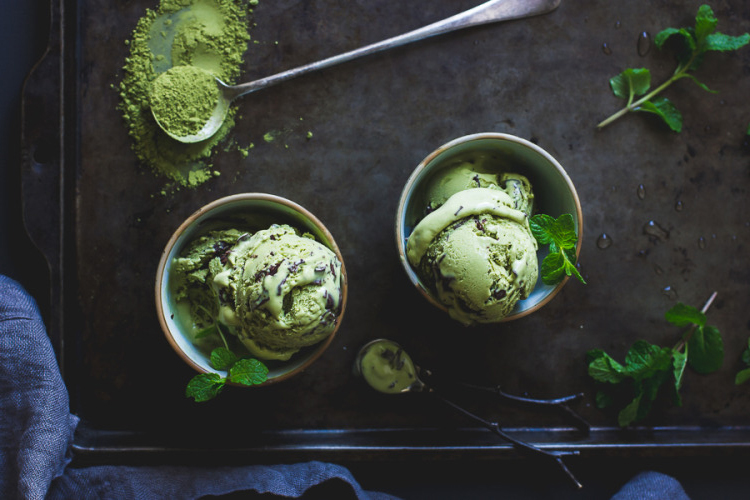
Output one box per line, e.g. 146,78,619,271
407,163,538,325
172,224,344,361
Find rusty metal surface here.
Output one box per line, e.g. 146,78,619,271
22,0,750,456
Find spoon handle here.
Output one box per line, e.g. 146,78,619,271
228,0,561,98
434,391,583,489
459,382,591,433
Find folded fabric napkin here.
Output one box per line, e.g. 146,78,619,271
0,274,689,499
0,275,396,500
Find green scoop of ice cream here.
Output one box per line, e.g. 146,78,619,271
424,160,535,216
172,224,343,361
407,187,538,325
212,224,343,361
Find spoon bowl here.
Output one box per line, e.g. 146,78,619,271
150,72,232,144
354,339,425,394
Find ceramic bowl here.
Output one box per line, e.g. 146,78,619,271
395,132,583,322
155,193,348,385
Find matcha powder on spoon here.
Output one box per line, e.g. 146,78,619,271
117,0,255,188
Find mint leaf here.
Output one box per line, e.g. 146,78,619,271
539,253,566,285
636,97,683,132
672,347,687,407
687,325,723,374
624,341,672,380
210,347,239,371
742,337,750,366
694,4,718,44
618,395,642,427
654,27,693,50
735,337,750,385
586,348,607,364
673,348,688,393
588,353,627,384
610,68,651,102
529,213,585,285
229,358,269,386
186,373,226,402
665,303,706,328
528,214,556,245
735,368,750,385
704,32,750,52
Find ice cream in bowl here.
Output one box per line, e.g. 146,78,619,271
156,194,347,388
396,133,583,325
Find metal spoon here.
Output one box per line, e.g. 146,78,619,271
152,0,562,143
354,338,584,489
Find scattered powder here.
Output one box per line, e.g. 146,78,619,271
117,0,255,188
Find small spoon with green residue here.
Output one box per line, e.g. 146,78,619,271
151,0,561,143
354,339,584,489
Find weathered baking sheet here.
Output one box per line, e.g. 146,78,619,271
21,0,750,462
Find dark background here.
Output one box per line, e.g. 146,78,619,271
2,0,750,497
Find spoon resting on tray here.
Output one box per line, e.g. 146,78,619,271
354,338,588,489
150,0,562,143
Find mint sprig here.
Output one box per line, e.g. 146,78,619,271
529,213,585,285
735,337,750,385
597,4,750,131
587,295,722,426
185,347,269,402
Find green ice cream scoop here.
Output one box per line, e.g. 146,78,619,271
423,160,535,216
214,224,343,361
407,187,538,325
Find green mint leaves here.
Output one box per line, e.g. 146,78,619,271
735,338,750,385
597,4,750,131
587,301,723,427
529,213,586,285
185,347,269,402
186,372,226,403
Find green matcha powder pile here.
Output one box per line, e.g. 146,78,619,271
117,0,256,188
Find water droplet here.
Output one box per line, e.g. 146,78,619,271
675,200,684,212
698,236,706,249
636,184,646,200
662,286,678,300
654,264,664,275
602,42,612,55
597,233,613,249
643,220,669,241
637,31,652,56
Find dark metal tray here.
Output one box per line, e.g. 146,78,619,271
21,0,750,466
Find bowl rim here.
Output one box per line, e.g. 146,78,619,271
155,192,348,386
395,132,583,322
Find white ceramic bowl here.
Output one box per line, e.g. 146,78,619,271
395,133,583,322
155,193,348,385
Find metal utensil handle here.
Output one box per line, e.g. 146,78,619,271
435,392,583,489
229,0,560,98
